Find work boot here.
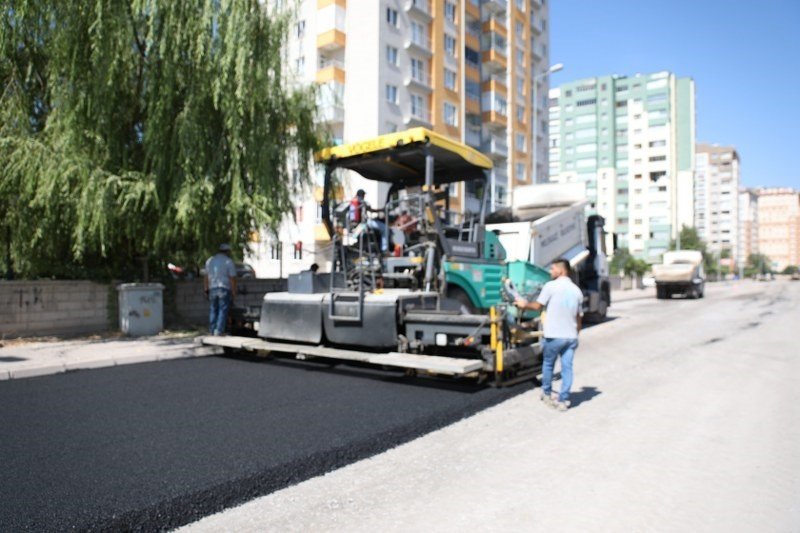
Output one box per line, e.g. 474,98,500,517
553,400,571,412
540,393,554,407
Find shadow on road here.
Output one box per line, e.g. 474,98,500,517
222,351,499,394
582,316,619,330
569,386,602,408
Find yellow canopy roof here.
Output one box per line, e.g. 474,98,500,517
316,128,492,186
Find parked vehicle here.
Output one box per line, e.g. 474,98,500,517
653,250,705,299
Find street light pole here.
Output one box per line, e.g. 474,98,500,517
532,63,563,184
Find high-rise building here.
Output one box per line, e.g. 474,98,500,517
694,144,740,262
738,188,759,269
756,188,800,272
548,71,696,262
250,0,551,277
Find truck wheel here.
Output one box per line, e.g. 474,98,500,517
656,286,665,299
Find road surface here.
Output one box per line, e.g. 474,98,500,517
184,280,800,532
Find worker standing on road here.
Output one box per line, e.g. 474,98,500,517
515,258,583,411
204,243,237,336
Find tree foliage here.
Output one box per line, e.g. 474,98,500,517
1,1,324,280
609,247,650,277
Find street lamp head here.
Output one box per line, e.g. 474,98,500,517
549,63,564,74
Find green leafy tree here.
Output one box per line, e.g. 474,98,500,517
744,253,772,277
1,1,324,280
782,265,798,275
610,247,650,277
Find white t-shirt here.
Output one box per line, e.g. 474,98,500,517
205,253,236,290
536,276,584,339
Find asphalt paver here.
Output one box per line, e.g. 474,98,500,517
0,354,525,531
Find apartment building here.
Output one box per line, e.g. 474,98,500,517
250,0,551,277
756,188,800,271
695,144,740,262
548,71,696,262
738,187,759,268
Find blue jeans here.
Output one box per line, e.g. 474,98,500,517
366,219,389,252
542,337,579,402
208,288,232,336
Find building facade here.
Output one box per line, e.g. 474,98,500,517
738,187,759,269
548,71,696,262
251,0,551,277
694,144,740,263
756,188,800,272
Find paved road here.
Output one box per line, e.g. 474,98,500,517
0,352,524,530
185,280,800,532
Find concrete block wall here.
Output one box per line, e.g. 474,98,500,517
0,281,112,338
168,279,288,328
0,278,288,338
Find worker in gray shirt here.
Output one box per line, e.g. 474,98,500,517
515,258,583,411
204,243,237,336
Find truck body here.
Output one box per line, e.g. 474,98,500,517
484,183,611,319
653,250,705,299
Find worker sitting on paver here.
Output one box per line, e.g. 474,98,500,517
348,189,389,253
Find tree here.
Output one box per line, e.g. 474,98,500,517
782,265,798,275
745,253,772,277
669,225,722,275
610,247,650,277
1,1,324,280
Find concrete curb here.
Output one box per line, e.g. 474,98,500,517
0,344,222,381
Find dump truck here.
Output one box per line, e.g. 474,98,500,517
485,182,611,320
653,250,705,299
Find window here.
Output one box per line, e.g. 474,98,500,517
445,35,456,56
270,242,282,260
296,20,306,39
295,56,305,72
616,85,628,92
411,58,426,82
576,98,597,107
444,68,457,90
516,133,526,151
443,102,458,126
649,155,666,162
386,8,398,27
576,114,596,124
445,1,456,22
465,47,480,68
411,21,427,47
650,171,666,182
649,140,666,148
517,76,525,95
616,100,627,108
516,105,526,123
385,122,398,133
516,163,526,181
411,93,426,117
515,21,524,39
516,48,524,65
385,84,398,104
647,92,667,104
515,0,526,11
386,46,398,66
466,78,480,101
576,83,595,93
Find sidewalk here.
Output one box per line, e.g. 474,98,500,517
0,332,222,381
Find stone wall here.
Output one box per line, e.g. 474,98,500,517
0,278,288,338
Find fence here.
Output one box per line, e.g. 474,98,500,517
0,278,287,339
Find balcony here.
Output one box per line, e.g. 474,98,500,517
317,29,346,51
482,43,507,72
466,0,480,18
405,0,432,20
406,70,432,91
484,0,508,15
483,135,508,158
319,103,345,124
406,107,432,127
405,32,432,56
316,58,345,84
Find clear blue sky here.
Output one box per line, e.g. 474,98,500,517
549,0,800,189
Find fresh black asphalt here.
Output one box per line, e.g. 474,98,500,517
0,354,527,531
